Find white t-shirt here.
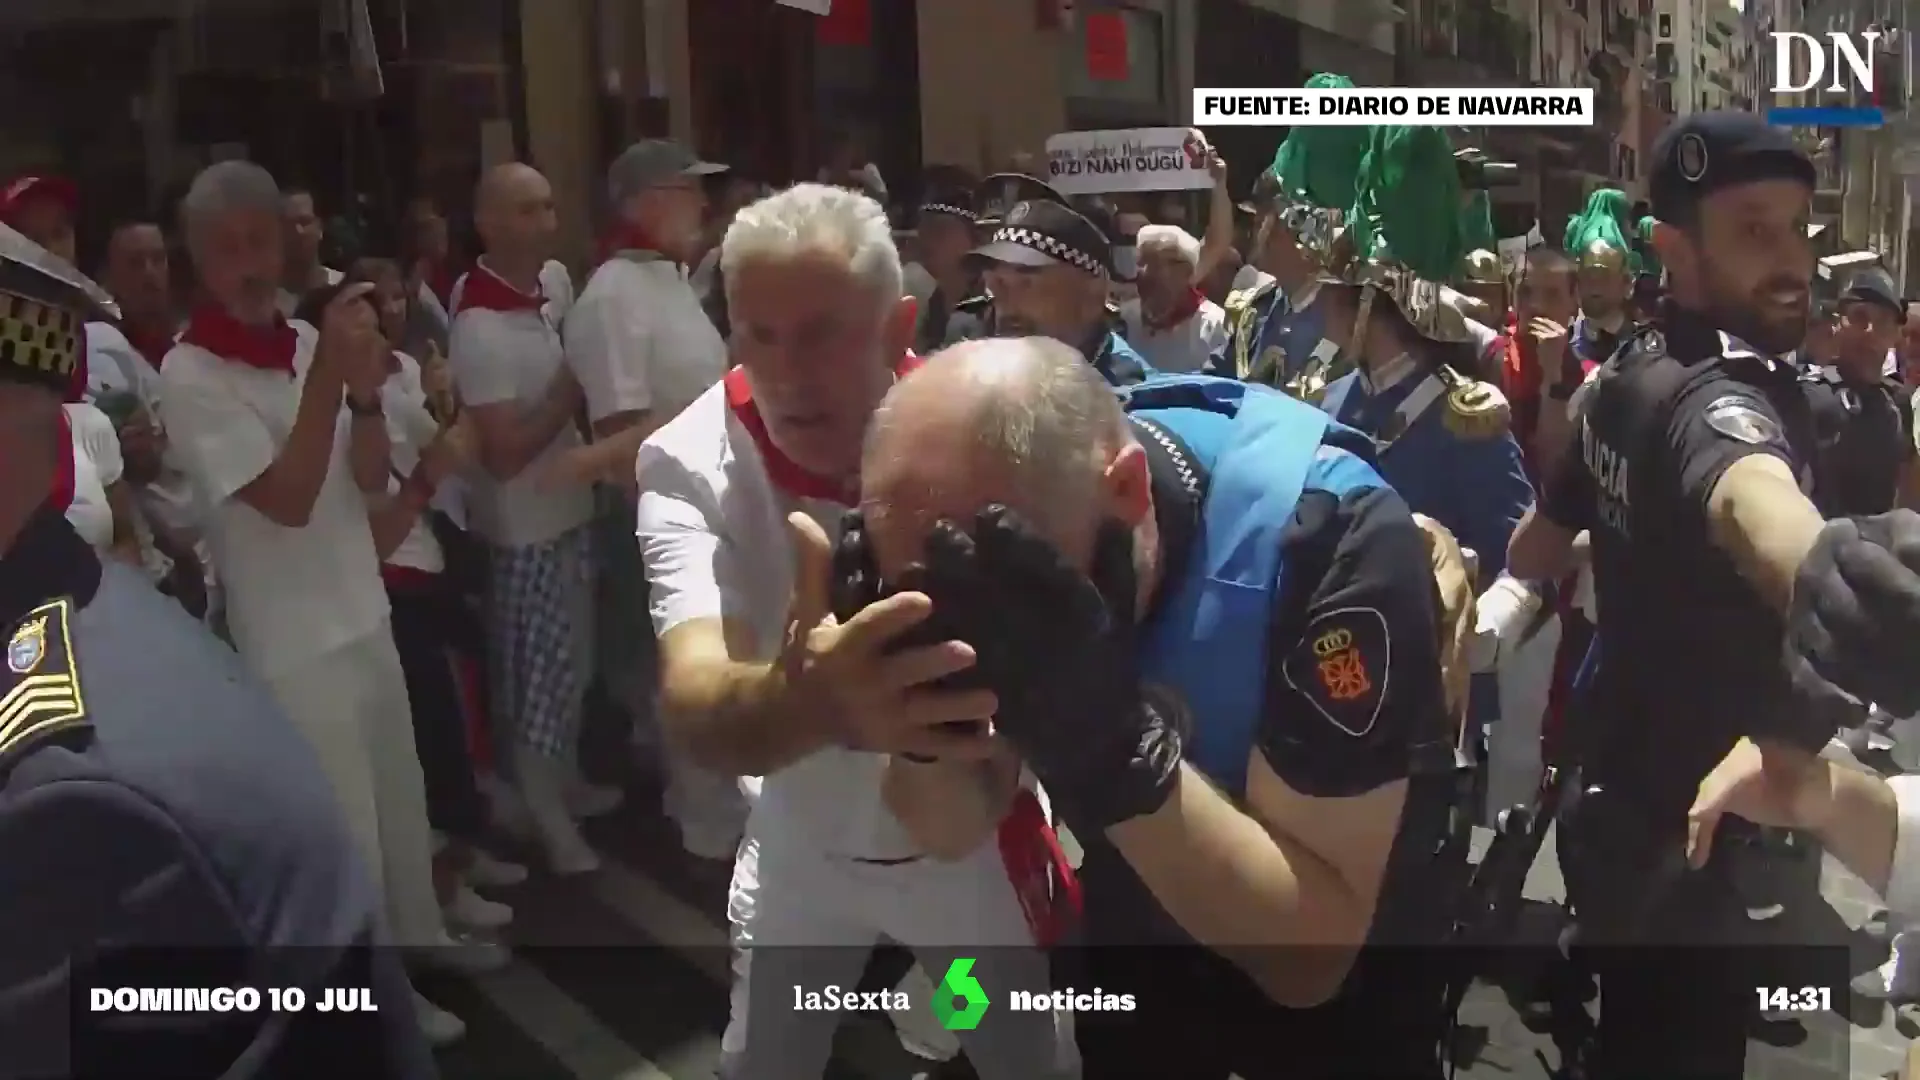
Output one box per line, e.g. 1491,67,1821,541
84,322,144,400
157,324,389,678
275,266,346,318
377,352,446,574
448,265,593,548
565,254,729,430
63,401,122,551
635,379,920,861
1120,297,1229,374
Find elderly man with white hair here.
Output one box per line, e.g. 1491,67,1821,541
1120,223,1227,373
157,160,497,1046
636,183,1073,1079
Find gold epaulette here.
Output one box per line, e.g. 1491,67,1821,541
1436,364,1511,440
0,597,89,772
1224,281,1278,380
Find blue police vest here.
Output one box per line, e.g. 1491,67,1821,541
1122,375,1388,795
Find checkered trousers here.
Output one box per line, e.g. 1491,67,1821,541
485,525,595,759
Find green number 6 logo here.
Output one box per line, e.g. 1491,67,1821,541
932,958,990,1031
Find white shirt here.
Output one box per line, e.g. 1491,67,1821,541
448,264,593,548
635,381,920,861
565,254,729,431
157,324,389,678
275,266,345,318
84,322,144,400
1120,297,1228,374
63,401,122,551
1231,264,1276,296
377,352,446,574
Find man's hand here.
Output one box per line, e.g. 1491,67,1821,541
317,283,387,399
419,413,475,487
1788,511,1920,716
117,408,166,487
1687,738,1835,867
1526,318,1569,370
918,506,1182,833
783,512,999,760
1197,131,1227,186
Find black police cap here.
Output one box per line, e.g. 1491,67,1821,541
973,173,1070,227
965,199,1113,277
1649,112,1815,223
1839,265,1905,321
0,222,116,394
919,186,976,225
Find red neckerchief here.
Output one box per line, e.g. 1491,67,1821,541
178,304,299,374
125,319,176,372
723,352,922,505
596,225,676,267
1142,288,1206,333
456,262,546,316
424,260,461,309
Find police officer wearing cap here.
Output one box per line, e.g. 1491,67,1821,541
954,198,1154,386
1804,266,1920,516
911,185,980,355
1508,111,1920,1078
944,173,1071,341
0,225,434,1077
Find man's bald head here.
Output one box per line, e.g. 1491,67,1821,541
861,337,1143,580
474,162,556,259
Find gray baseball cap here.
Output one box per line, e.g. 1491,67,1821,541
608,140,728,203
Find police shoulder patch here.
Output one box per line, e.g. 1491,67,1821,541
1281,606,1390,738
1702,394,1783,446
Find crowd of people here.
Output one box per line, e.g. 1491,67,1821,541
18,68,1920,1080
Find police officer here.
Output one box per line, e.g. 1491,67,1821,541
944,172,1070,343
0,225,434,1077
1507,111,1920,1078
1215,75,1365,398
1804,266,1918,516
911,185,980,354
957,199,1152,386
841,338,1471,1078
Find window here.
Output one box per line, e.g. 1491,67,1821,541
1658,12,1670,36
1062,4,1165,108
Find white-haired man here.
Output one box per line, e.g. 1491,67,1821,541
854,339,1469,1078
1120,223,1227,374
561,139,744,862
449,162,612,875
156,160,493,1045
636,184,1072,1079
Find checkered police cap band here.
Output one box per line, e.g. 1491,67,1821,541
0,289,80,388
991,225,1104,275
922,202,974,221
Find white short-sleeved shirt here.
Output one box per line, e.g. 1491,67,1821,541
565,253,728,429
157,323,388,678
635,373,922,861
1120,297,1229,374
448,263,592,548
377,352,446,574
63,402,123,551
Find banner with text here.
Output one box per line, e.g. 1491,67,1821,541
1044,127,1212,196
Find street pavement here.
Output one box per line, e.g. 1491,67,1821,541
433,743,1917,1080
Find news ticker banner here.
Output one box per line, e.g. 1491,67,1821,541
1195,87,1596,127
21,942,1857,1077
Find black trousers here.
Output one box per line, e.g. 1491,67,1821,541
387,576,488,841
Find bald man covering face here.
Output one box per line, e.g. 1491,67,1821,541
448,163,617,875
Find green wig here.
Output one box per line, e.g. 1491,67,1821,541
1269,73,1369,211
1636,214,1663,278
1562,188,1637,268
1345,125,1467,283
1461,190,1497,253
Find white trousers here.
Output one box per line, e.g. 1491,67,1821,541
1485,614,1562,823
719,816,1075,1080
264,625,445,947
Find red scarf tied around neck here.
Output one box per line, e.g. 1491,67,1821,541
179,304,300,374
456,264,546,315
1142,287,1206,333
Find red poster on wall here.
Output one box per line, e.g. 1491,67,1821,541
816,0,871,46
1084,12,1130,81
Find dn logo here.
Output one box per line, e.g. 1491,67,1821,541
1770,31,1880,95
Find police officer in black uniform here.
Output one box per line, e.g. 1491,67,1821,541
944,173,1071,344
911,185,979,355
0,225,433,1078
1804,266,1917,516
1509,111,1920,1078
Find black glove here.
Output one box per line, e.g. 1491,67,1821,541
828,509,882,625
919,505,1182,832
1787,512,1920,718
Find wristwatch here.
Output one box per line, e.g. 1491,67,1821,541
346,390,384,417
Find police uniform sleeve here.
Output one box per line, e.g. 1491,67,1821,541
1667,371,1799,521
1256,484,1450,797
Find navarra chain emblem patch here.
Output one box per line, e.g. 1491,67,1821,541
1282,606,1390,738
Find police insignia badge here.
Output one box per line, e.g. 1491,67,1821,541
1140,681,1196,745
1281,607,1390,737
1703,395,1782,446
1678,134,1708,182
7,617,45,674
